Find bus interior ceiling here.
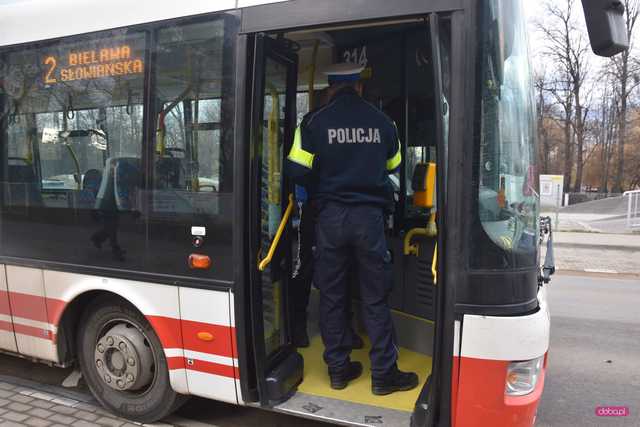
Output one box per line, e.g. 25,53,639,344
278,19,439,416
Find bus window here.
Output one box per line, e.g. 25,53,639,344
147,16,238,281
473,0,539,269
153,19,232,212
1,30,146,267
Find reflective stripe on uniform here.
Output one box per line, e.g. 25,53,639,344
386,139,402,171
287,127,314,169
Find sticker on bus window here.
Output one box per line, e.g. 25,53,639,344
191,226,206,236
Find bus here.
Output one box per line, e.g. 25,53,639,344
0,0,626,426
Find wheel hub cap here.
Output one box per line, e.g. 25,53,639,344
95,323,154,391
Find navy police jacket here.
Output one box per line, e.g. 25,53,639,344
286,87,401,208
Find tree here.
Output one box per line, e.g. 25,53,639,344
538,0,590,192
610,0,640,192
598,78,619,193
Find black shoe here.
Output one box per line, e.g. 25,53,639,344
372,366,419,395
350,332,364,350
329,361,363,390
293,330,310,348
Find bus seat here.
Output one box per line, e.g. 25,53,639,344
83,169,103,196
75,169,103,208
6,164,43,207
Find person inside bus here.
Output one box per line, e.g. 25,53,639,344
91,157,140,261
291,87,364,351
285,63,419,394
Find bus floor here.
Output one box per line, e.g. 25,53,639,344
298,335,431,412
296,334,431,412
273,334,430,426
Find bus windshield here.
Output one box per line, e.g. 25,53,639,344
474,0,539,268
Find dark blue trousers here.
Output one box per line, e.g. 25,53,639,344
314,201,397,376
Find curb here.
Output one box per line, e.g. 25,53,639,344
553,242,640,252
555,270,640,279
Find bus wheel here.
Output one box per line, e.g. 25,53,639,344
77,298,187,423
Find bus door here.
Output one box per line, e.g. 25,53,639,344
248,34,302,405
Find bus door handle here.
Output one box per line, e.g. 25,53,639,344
258,194,294,272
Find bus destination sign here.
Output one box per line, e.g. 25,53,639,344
43,44,144,84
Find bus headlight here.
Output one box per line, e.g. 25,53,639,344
505,356,544,396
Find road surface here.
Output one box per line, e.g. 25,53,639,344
536,273,640,427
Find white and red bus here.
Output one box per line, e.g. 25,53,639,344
0,0,626,426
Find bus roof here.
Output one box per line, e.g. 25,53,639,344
0,0,288,48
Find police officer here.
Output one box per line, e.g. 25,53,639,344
291,89,364,351
286,63,418,394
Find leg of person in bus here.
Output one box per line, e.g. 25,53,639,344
345,264,365,350
292,201,315,347
106,212,125,261
351,204,418,395
314,202,363,389
293,202,364,349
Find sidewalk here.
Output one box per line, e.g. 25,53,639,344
0,375,209,427
554,231,640,251
547,232,640,275
542,211,637,234
0,376,140,427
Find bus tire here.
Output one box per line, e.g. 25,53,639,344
77,297,187,423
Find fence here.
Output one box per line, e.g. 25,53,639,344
624,190,640,230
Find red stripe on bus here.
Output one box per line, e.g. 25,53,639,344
147,316,183,348
0,290,67,327
13,323,53,341
166,356,238,379
7,292,49,323
0,290,12,316
0,320,13,333
45,298,67,326
167,356,186,370
230,327,238,361
148,315,236,359
181,319,236,358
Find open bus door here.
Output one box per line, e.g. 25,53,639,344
411,13,451,427
248,33,302,405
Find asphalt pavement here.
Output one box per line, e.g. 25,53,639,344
0,273,637,426
535,273,640,427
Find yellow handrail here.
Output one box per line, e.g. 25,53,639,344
403,212,437,256
258,194,294,271
431,242,438,285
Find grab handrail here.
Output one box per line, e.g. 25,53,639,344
258,194,294,271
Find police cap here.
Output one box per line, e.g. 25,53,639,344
323,62,365,85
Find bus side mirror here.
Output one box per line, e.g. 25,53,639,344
581,0,629,57
412,162,436,209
